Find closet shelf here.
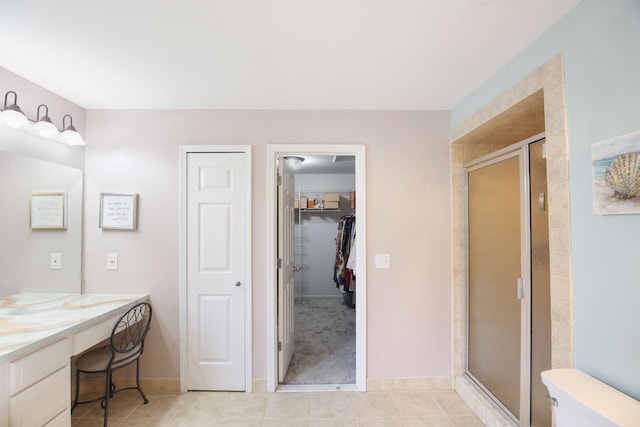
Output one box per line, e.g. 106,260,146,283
296,208,340,212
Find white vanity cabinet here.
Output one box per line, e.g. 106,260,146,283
8,338,71,426
0,293,148,427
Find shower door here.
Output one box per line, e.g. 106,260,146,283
467,151,525,421
466,138,551,426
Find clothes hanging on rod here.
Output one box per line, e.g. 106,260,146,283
333,213,356,307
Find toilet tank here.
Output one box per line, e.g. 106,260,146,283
541,369,640,427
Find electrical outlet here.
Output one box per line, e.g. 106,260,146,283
50,253,62,270
375,253,391,269
107,253,118,270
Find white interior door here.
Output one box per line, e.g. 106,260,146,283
186,152,246,391
277,156,295,382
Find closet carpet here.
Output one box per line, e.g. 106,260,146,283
283,297,356,385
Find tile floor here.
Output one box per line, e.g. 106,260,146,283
71,389,485,426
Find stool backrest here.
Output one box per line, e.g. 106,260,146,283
110,302,152,354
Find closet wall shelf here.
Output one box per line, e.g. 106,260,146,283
296,208,340,212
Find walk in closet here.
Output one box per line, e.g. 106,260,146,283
279,155,357,386
294,189,355,301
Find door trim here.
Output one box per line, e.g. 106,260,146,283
178,145,253,392
266,144,367,392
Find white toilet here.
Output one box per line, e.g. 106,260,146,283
541,368,640,426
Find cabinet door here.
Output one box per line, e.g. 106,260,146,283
44,409,70,427
9,366,69,427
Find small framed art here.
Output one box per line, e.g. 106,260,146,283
100,193,138,230
592,129,640,215
30,192,67,230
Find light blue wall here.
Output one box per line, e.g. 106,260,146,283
452,0,640,399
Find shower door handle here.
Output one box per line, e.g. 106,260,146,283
516,278,525,300
539,192,546,211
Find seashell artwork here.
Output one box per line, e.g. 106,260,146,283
592,130,640,215
604,152,640,199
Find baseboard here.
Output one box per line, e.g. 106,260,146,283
76,377,181,395
366,376,452,391
76,376,455,397
253,378,267,393
454,375,517,426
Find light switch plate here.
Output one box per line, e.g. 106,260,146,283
50,253,62,270
375,253,391,269
107,253,118,270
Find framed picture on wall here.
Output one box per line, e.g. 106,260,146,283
30,192,67,230
592,129,640,215
100,193,138,230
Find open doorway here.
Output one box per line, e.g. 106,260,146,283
266,144,366,392
282,155,356,386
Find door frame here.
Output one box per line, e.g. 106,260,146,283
266,144,367,392
178,145,253,392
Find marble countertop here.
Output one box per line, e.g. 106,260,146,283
0,293,149,362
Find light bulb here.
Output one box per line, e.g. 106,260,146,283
61,128,85,145
0,109,28,129
33,120,59,138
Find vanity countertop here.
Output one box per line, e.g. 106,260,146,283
0,293,149,362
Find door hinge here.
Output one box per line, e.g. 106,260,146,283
277,174,283,186
278,341,282,351
277,258,283,269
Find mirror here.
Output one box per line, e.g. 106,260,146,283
0,129,83,296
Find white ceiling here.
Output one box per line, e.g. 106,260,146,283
0,0,581,111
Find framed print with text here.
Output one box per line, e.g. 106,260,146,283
100,193,138,230
30,192,66,229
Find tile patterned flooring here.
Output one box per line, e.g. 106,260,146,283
71,389,485,426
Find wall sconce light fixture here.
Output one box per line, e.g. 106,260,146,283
0,91,28,129
34,104,59,138
61,114,84,146
0,90,86,146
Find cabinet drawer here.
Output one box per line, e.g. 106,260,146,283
73,314,118,355
9,338,70,395
44,408,70,427
9,365,70,427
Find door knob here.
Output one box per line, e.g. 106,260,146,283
235,281,242,287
